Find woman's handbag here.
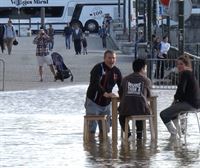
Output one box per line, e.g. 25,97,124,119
13,39,18,46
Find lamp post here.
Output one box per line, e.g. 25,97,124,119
118,0,121,19
41,7,45,29
15,0,21,36
178,0,184,55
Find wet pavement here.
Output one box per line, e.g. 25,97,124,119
0,35,200,167
0,85,200,168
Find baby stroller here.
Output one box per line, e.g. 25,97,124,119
51,52,73,82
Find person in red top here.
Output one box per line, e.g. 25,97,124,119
85,49,122,138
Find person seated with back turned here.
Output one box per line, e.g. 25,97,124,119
118,58,152,140
85,49,122,139
160,55,200,139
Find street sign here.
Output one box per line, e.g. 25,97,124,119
167,0,192,21
160,0,171,7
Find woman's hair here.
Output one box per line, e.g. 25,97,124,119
177,55,192,68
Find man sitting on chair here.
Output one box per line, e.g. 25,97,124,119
118,58,152,139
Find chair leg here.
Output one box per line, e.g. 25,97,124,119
184,113,188,143
143,120,147,139
149,118,155,140
132,120,136,140
125,118,129,142
83,118,87,141
101,119,107,140
194,111,200,134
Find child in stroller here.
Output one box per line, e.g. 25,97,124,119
51,52,73,82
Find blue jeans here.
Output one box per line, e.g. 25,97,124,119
85,97,111,133
65,36,71,49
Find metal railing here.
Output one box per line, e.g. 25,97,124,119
147,57,200,90
0,59,5,91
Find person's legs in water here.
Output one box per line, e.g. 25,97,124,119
98,104,111,137
119,115,131,138
160,102,194,138
136,120,143,139
85,98,100,137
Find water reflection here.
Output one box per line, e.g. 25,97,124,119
0,85,200,167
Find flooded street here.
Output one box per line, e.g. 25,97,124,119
0,85,200,168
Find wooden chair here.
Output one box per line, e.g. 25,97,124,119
83,115,108,141
124,115,155,142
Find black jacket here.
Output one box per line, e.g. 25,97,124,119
174,70,200,108
118,73,152,116
86,62,122,106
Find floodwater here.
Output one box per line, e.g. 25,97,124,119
0,85,199,168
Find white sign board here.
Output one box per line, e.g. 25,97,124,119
167,0,192,21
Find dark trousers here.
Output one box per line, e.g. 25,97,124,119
0,39,5,53
155,58,165,79
102,37,107,48
74,39,81,54
119,115,143,134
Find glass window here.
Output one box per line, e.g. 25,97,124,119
0,6,64,18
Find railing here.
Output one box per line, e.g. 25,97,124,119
147,57,200,90
0,59,5,91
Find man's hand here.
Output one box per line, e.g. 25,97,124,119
103,92,116,98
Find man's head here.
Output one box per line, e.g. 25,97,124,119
132,58,147,74
104,50,116,68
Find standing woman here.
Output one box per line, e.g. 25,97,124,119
160,55,200,138
3,20,16,55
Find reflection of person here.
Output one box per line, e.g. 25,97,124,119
63,23,72,49
160,55,200,138
85,50,122,138
33,29,56,82
155,35,170,79
3,20,16,55
118,59,152,139
72,24,82,55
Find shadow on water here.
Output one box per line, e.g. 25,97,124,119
83,136,159,167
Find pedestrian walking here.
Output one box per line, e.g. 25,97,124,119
99,24,108,48
63,23,72,49
47,24,55,51
85,50,122,139
3,20,16,55
72,24,82,55
33,29,56,82
160,55,200,139
82,33,87,55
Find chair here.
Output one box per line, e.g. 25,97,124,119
179,108,200,141
124,115,155,142
83,115,108,141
